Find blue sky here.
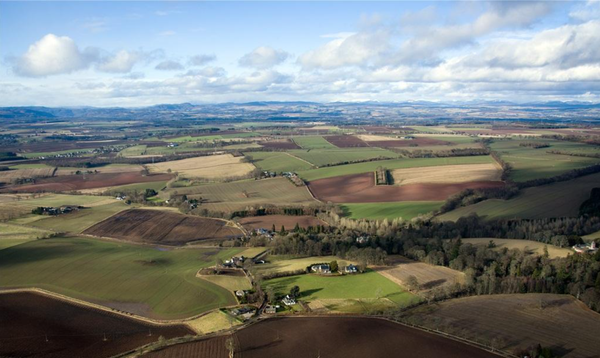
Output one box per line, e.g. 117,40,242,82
1,1,599,106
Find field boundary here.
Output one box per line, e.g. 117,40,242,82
284,152,315,168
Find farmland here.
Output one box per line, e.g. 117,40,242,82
245,151,313,172
376,256,464,292
147,154,255,179
340,201,443,220
162,177,317,213
437,172,600,221
84,209,243,245
238,215,326,231
401,294,600,358
390,163,501,185
0,237,244,319
325,135,369,147
461,238,572,258
0,223,52,250
0,167,56,183
255,255,351,275
292,135,337,149
288,147,399,167
0,292,193,358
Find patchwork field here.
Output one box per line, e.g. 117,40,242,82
0,167,56,183
310,172,504,203
28,201,130,233
238,215,326,230
325,135,368,147
0,292,192,358
164,177,317,213
390,163,501,185
402,294,600,358
54,163,144,175
298,155,496,181
292,135,337,149
147,154,255,179
437,172,600,221
376,256,464,292
340,202,443,220
144,317,499,358
288,148,398,167
461,238,572,258
84,209,243,245
0,237,243,318
259,139,300,149
245,151,313,172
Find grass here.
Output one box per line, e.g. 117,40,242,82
299,155,495,181
437,172,600,221
288,148,399,167
186,310,241,335
490,139,600,182
198,275,252,291
256,255,348,275
163,177,316,213
0,237,243,319
118,145,147,157
0,193,116,220
27,202,130,233
340,202,443,220
292,136,337,149
245,152,313,172
0,223,53,250
264,270,418,306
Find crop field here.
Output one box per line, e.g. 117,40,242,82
310,172,504,203
118,145,148,157
0,223,52,250
145,317,498,358
298,155,496,181
288,148,398,167
0,292,193,358
461,238,572,258
390,163,501,185
81,180,168,194
185,310,241,335
238,215,326,231
325,135,369,147
340,202,443,220
148,154,255,179
264,270,418,307
55,163,144,175
197,271,252,292
437,172,600,221
0,167,56,183
259,139,300,149
2,172,172,192
30,201,129,233
292,135,337,149
245,151,313,172
163,177,317,213
490,139,600,182
0,193,116,221
84,209,243,245
402,294,600,358
376,256,464,291
0,237,243,319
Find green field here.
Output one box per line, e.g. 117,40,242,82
292,136,337,149
437,172,600,221
490,139,600,182
0,237,242,319
288,148,399,167
299,155,495,181
27,201,129,233
245,152,313,172
341,201,443,220
255,255,349,275
161,177,317,212
118,145,147,157
0,223,53,250
264,270,418,306
0,194,115,220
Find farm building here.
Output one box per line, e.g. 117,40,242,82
311,264,331,274
344,264,358,274
573,241,599,254
282,295,296,306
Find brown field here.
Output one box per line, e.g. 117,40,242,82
325,135,369,147
461,238,572,258
377,256,464,291
259,139,300,149
402,294,600,358
0,292,193,358
144,317,498,358
238,215,327,230
0,167,56,183
1,172,172,193
84,209,243,245
309,173,504,203
147,154,255,179
368,137,454,148
391,164,501,185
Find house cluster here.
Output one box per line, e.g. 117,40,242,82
264,304,279,314
223,255,246,268
230,307,255,320
32,205,82,216
254,228,273,240
262,170,277,178
573,241,599,254
310,263,358,275
283,172,304,186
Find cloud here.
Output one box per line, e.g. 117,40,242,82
155,60,184,71
97,50,146,73
12,34,96,77
188,54,216,66
239,46,288,69
158,30,176,37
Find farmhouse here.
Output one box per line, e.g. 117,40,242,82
282,295,296,306
573,241,599,254
344,264,358,274
311,264,331,274
264,305,277,314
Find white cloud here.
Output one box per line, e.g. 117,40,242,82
12,34,95,77
155,60,184,71
188,54,216,66
239,47,288,69
96,50,145,73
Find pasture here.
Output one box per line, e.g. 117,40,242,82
340,202,443,220
0,223,52,250
390,163,501,185
288,148,398,167
163,177,317,213
402,294,600,358
437,172,600,221
461,238,572,258
0,237,244,319
245,151,313,172
255,255,349,275
292,135,337,149
298,155,496,181
84,209,243,245
147,154,255,179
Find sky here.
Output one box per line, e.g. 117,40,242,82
1,0,599,107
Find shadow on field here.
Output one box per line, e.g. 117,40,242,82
0,240,82,267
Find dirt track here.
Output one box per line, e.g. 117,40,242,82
309,172,504,203
0,292,192,358
144,317,499,358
